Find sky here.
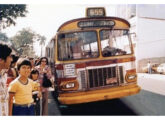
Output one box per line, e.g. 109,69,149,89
3,4,116,40
1,4,116,56
1,0,164,56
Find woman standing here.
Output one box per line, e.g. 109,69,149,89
35,57,52,115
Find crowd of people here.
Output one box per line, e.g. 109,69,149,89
0,43,53,116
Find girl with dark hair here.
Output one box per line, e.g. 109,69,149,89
30,69,41,115
35,57,52,115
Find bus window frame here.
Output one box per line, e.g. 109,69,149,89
100,29,133,57
57,30,100,61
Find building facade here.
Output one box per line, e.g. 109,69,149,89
115,4,165,72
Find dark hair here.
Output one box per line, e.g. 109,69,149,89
16,58,32,71
28,57,34,61
0,43,12,60
11,54,19,64
29,69,39,79
39,57,48,65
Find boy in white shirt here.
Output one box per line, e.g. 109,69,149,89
0,43,12,116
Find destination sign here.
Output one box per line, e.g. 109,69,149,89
86,7,106,17
78,20,115,28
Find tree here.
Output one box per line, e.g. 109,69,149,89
10,28,36,56
37,35,46,57
0,4,28,30
0,32,9,42
10,28,47,57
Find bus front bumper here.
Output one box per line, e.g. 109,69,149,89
58,84,141,105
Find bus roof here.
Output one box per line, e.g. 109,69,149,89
57,17,130,32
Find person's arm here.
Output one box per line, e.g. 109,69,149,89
46,66,52,80
33,81,42,98
8,92,15,116
37,82,42,98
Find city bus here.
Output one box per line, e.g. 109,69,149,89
45,7,141,105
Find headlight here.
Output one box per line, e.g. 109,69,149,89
127,74,137,80
125,73,137,82
66,83,75,88
60,80,79,91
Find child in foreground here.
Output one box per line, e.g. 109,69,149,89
8,58,41,116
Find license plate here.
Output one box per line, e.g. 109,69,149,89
106,77,117,84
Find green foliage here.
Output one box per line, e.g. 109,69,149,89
10,28,47,56
10,28,36,55
0,4,28,30
0,32,9,42
37,35,46,46
37,35,46,56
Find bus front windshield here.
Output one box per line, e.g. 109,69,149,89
58,31,99,61
100,30,132,57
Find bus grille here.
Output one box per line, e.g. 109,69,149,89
87,66,124,88
119,66,124,83
79,71,86,89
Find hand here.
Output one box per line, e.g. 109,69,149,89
37,92,42,98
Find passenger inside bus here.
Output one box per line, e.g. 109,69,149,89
101,30,128,57
102,46,126,57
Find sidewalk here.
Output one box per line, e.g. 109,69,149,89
138,73,165,96
48,88,61,115
138,73,165,80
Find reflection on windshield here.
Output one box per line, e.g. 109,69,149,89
100,30,132,57
58,31,99,61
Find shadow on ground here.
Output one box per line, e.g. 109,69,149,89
57,98,138,116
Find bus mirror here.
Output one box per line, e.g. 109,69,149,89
129,32,136,37
129,32,137,43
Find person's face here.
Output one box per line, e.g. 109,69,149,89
41,59,47,66
31,73,39,80
29,59,34,66
19,65,31,78
0,55,12,69
11,62,16,68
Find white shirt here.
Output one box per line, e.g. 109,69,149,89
147,63,151,68
0,69,8,116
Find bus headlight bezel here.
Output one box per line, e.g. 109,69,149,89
127,74,137,80
66,82,75,88
60,80,79,91
125,69,137,82
125,74,137,82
